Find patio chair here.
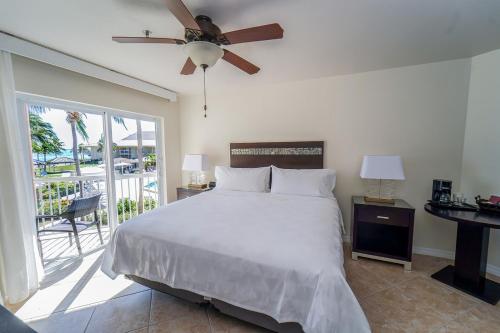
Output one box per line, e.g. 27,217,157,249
36,193,104,261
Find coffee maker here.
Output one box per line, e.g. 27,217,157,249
432,179,452,203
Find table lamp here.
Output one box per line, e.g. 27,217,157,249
360,155,405,204
182,154,209,189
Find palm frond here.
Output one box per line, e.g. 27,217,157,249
112,116,127,130
76,119,90,142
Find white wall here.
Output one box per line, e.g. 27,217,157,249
461,49,500,268
179,59,471,255
11,55,181,202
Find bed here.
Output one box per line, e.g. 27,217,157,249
101,142,370,333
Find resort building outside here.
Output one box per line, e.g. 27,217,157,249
81,130,156,161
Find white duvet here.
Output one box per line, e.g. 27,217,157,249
101,190,370,333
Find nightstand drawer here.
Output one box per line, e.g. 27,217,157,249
357,206,410,227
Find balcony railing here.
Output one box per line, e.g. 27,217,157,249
33,172,158,227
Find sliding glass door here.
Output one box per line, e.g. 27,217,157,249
110,117,161,224
18,93,165,265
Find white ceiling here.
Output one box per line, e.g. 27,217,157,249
1,0,500,95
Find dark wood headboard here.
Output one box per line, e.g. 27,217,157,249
230,141,324,169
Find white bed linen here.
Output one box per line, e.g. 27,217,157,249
102,190,370,333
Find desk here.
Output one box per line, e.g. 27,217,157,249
425,204,500,304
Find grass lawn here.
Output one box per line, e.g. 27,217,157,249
35,161,100,177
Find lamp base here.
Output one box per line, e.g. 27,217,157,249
364,196,395,204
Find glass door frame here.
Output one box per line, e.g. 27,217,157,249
17,92,167,234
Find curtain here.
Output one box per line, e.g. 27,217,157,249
0,51,43,305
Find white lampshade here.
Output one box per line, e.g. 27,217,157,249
360,155,405,180
182,154,209,171
184,41,223,68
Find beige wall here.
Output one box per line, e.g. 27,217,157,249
11,55,181,202
461,49,500,268
179,59,472,258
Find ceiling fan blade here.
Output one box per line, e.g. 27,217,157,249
164,0,200,30
222,49,260,75
112,37,185,44
222,23,283,45
180,57,196,75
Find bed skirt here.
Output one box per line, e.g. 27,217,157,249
127,275,304,333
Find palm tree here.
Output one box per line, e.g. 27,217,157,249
97,134,117,153
65,111,127,196
29,113,55,150
30,105,127,194
29,113,64,173
30,107,125,172
66,111,89,178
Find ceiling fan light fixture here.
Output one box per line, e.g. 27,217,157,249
184,41,223,68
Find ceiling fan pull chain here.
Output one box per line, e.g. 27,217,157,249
202,64,208,118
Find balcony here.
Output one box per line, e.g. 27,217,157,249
34,172,158,268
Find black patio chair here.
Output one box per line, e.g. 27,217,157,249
36,193,104,261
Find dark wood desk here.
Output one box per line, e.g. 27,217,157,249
425,204,500,304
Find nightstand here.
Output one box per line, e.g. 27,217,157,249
351,196,415,271
176,186,211,200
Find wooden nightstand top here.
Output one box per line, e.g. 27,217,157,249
177,186,211,192
352,196,414,210
176,186,212,200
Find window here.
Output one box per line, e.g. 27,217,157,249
19,93,165,261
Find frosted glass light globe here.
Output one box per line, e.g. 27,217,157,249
184,41,223,68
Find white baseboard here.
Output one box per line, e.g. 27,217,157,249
413,246,500,277
413,246,454,259
342,238,500,277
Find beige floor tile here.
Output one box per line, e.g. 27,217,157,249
207,308,271,333
14,273,148,320
148,313,210,333
353,256,419,285
397,276,479,321
362,286,447,333
344,257,392,299
14,280,81,320
441,305,500,333
15,245,500,333
150,290,205,325
85,290,151,333
57,275,149,312
411,254,452,276
26,305,95,333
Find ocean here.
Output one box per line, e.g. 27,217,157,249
32,148,90,162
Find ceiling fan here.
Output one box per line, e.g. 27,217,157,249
112,0,283,117
112,0,284,76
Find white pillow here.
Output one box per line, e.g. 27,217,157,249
270,166,336,198
215,166,270,192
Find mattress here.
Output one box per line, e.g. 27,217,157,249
101,190,370,333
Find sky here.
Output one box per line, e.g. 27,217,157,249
38,108,156,148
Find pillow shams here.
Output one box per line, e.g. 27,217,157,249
270,166,336,198
215,166,270,192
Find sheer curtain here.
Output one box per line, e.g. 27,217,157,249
0,51,43,305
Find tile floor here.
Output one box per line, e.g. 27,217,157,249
6,245,500,333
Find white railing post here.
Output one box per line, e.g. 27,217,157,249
104,112,118,232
